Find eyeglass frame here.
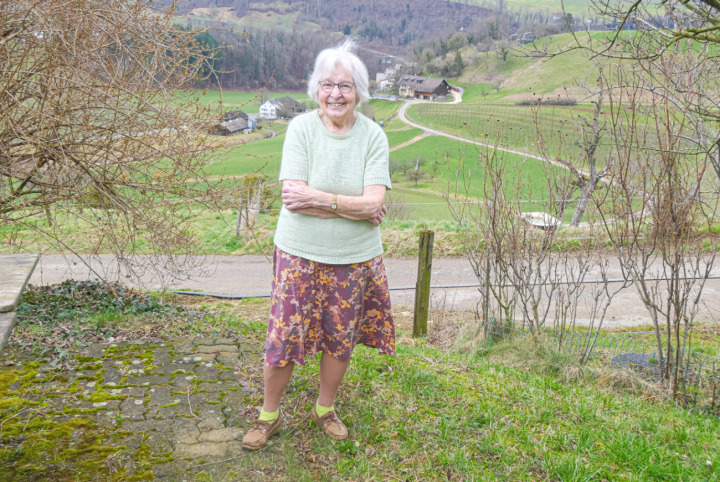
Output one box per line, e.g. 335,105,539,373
318,80,355,94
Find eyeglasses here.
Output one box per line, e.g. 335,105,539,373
319,80,355,94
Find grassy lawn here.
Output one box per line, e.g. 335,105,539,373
2,288,719,480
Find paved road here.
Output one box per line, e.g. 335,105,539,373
28,254,720,328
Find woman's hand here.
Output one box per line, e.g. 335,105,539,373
369,204,388,227
281,180,386,224
281,181,317,212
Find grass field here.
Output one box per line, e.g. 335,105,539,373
456,0,595,16
369,99,402,121
406,102,598,167
185,90,313,115
3,289,720,480
175,5,321,33
388,134,568,203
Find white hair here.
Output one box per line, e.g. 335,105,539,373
307,38,370,106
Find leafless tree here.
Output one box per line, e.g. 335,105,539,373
446,122,625,358
0,0,240,287
522,0,720,186
534,90,609,227
594,61,719,398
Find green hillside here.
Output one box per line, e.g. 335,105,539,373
460,32,605,100
458,0,593,16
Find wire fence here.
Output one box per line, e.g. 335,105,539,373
483,317,720,415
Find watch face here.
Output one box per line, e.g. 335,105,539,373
331,203,338,210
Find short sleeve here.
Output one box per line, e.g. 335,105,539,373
363,125,392,190
279,117,309,182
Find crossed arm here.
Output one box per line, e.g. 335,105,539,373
281,180,387,227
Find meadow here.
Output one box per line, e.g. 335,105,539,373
458,0,596,16
406,102,602,169
2,289,720,480
183,90,313,114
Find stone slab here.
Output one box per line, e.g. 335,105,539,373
0,311,18,349
0,253,39,312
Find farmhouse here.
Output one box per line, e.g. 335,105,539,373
224,109,248,122
259,96,306,120
210,109,257,136
399,75,451,100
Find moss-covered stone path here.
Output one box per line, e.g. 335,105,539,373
3,335,263,479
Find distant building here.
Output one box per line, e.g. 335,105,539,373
399,76,451,100
375,63,416,91
224,110,249,122
259,96,306,120
375,71,392,91
210,109,256,136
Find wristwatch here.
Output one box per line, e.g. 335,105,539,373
330,193,338,212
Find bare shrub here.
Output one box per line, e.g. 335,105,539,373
594,62,720,399
384,191,411,222
446,112,624,361
0,0,243,288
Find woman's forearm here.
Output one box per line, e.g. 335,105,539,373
282,180,386,225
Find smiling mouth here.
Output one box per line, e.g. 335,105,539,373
329,103,345,107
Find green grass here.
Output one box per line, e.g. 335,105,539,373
204,123,289,179
405,101,607,172
175,4,321,34
385,128,423,148
452,80,501,103
388,134,566,201
459,32,604,98
455,0,595,16
182,90,312,114
368,99,402,121
4,291,719,480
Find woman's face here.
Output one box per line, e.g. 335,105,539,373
317,65,358,125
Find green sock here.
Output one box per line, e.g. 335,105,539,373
259,408,279,422
315,403,334,418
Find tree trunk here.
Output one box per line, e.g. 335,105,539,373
570,184,590,226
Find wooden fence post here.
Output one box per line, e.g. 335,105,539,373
413,230,434,337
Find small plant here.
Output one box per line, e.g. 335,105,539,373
11,280,215,356
17,280,173,324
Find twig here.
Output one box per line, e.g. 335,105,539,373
196,455,241,467
186,388,200,419
0,408,31,431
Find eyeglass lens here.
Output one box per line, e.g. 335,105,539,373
320,81,354,93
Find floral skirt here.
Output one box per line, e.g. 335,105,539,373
265,247,396,367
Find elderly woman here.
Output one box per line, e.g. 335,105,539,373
241,39,396,450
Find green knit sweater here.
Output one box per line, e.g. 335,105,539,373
274,110,392,264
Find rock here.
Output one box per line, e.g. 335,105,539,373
198,427,244,443
173,440,244,458
173,417,201,445
196,344,238,354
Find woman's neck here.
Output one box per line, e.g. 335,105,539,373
319,111,357,135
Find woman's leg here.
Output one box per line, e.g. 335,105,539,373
242,361,294,450
263,362,295,411
318,351,350,407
